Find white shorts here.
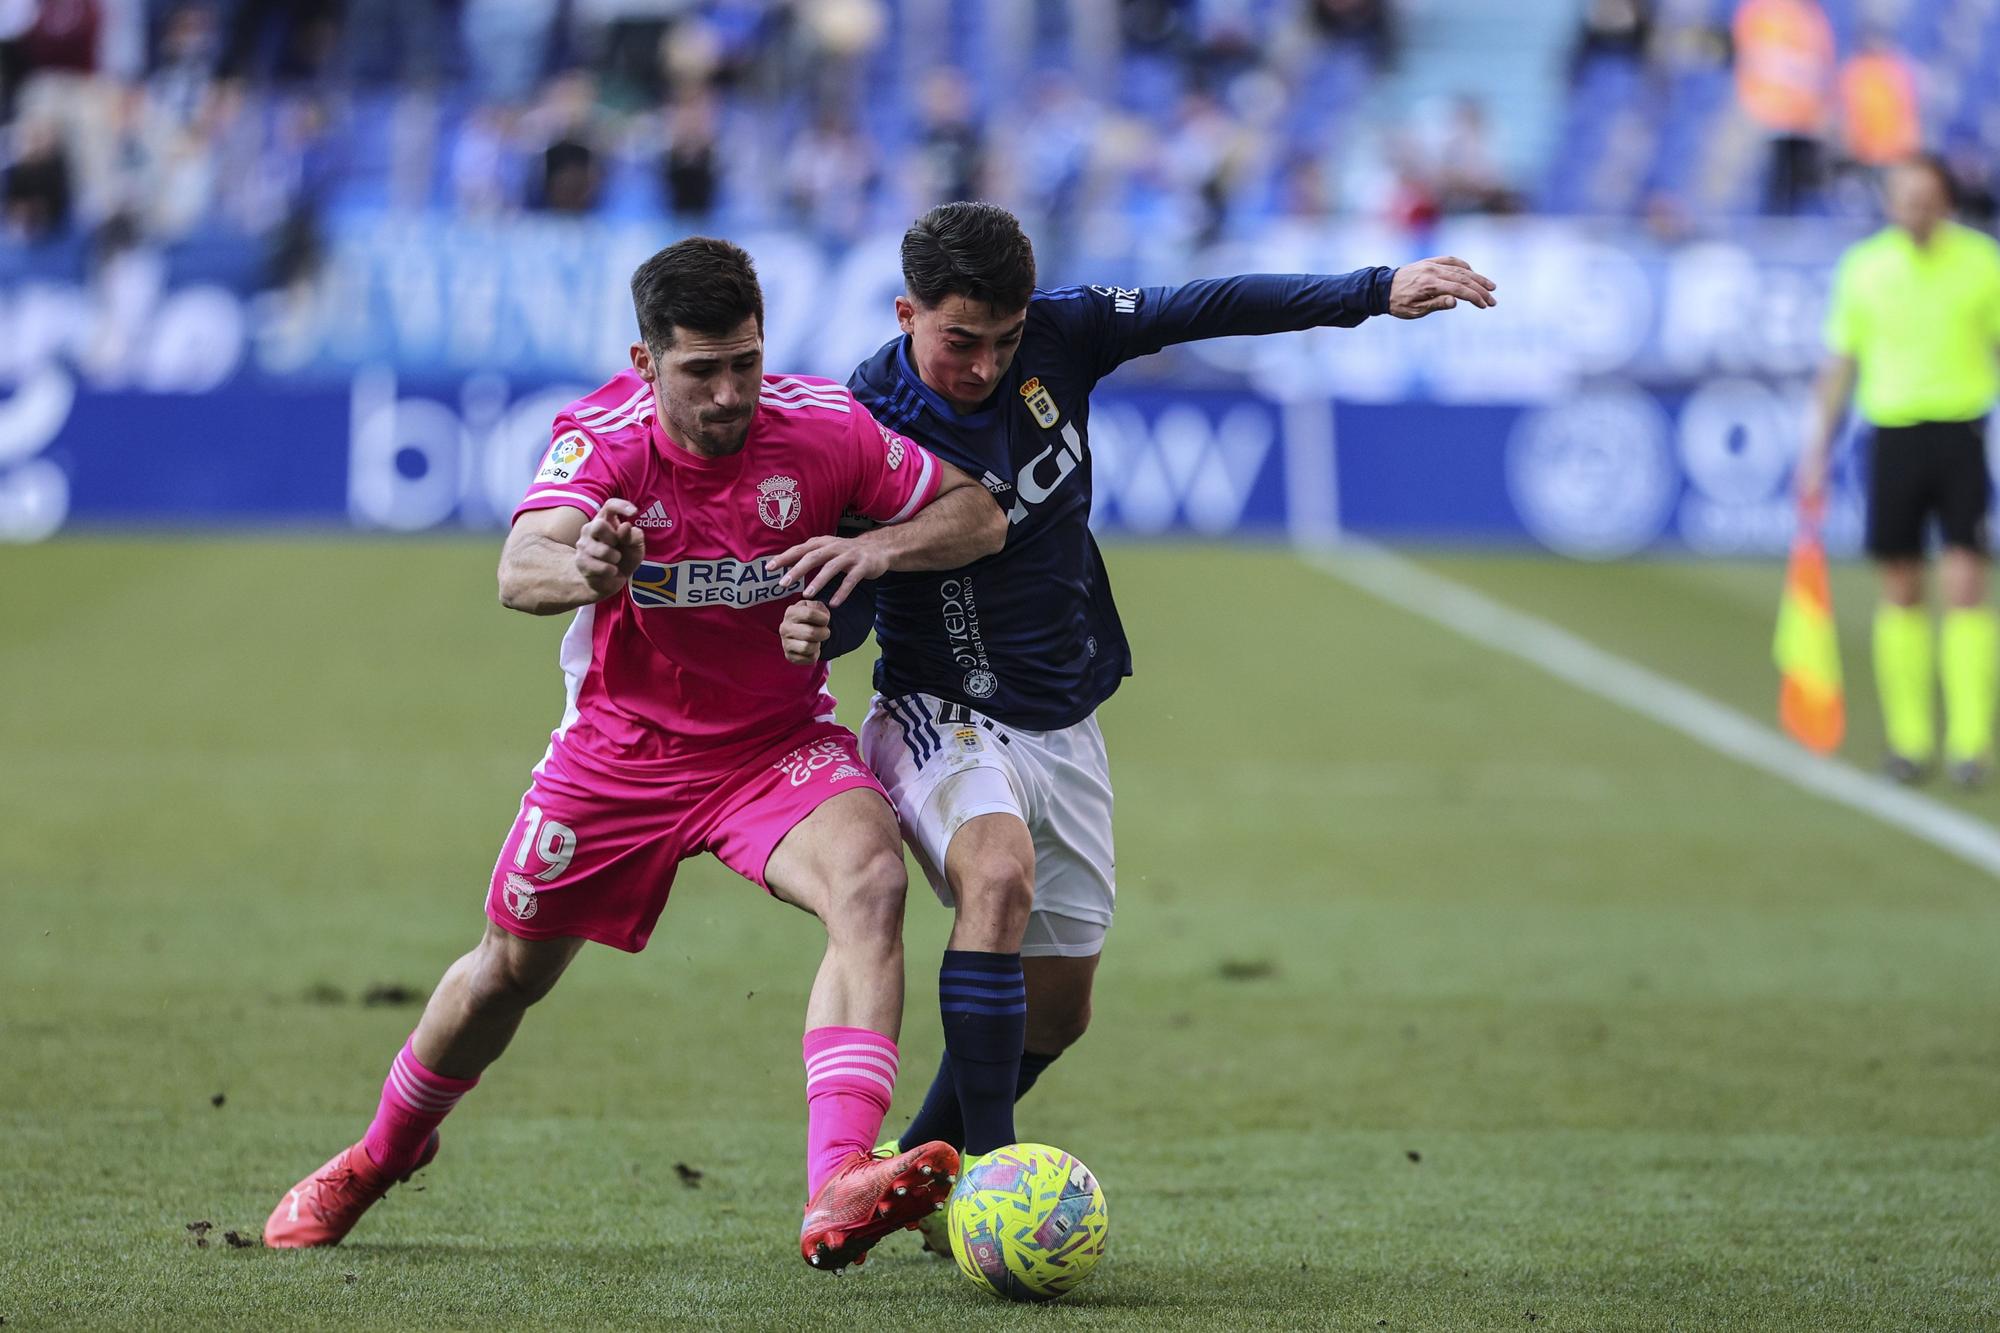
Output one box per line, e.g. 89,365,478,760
859,693,1115,958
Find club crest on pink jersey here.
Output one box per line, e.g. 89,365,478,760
757,475,802,530
502,872,541,920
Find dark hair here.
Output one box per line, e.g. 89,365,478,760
1893,152,1959,207
630,236,764,350
901,201,1036,313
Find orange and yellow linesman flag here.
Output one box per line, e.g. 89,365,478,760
1773,498,1845,753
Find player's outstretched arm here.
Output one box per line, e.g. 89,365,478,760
1079,263,1496,375
498,499,645,615
767,463,1005,608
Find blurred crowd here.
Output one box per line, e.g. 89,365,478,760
1,0,1996,282
1722,0,1995,222
0,1,1409,267
1568,0,2000,228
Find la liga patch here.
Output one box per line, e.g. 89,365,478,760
537,431,593,483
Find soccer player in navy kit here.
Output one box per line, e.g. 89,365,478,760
774,202,1495,1210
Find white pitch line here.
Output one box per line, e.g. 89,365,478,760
1300,542,2000,879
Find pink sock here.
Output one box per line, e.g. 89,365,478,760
802,1026,898,1196
361,1038,478,1176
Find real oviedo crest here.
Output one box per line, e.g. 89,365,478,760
757,475,803,530
1019,377,1060,429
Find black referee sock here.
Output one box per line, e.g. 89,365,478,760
938,949,1026,1157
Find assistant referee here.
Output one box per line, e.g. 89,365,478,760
1800,154,2000,787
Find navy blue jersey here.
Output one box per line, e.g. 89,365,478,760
840,269,1394,730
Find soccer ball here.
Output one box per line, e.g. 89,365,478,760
946,1142,1108,1302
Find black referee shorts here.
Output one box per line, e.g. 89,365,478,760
1864,417,1993,560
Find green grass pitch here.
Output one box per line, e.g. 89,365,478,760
3,539,1998,1330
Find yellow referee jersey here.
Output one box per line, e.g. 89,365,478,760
1823,220,2000,427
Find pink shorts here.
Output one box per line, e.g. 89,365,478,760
484,722,890,952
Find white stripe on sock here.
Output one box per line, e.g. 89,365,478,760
388,1059,462,1113
805,1041,899,1069
806,1064,896,1097
805,1044,899,1079
387,1071,455,1115
806,1054,900,1089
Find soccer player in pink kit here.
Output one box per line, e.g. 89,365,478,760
262,237,1008,1271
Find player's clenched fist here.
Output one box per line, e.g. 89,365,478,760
779,599,832,665
575,498,646,596
1387,255,1497,318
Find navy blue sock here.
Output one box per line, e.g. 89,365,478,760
899,1053,962,1149
899,1048,1060,1150
938,950,1026,1156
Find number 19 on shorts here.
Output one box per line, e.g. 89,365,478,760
513,805,577,882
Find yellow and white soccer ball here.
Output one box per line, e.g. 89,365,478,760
946,1143,1108,1302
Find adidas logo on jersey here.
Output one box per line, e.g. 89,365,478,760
635,501,674,530
980,471,1013,495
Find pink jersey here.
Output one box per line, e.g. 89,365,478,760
513,369,942,770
